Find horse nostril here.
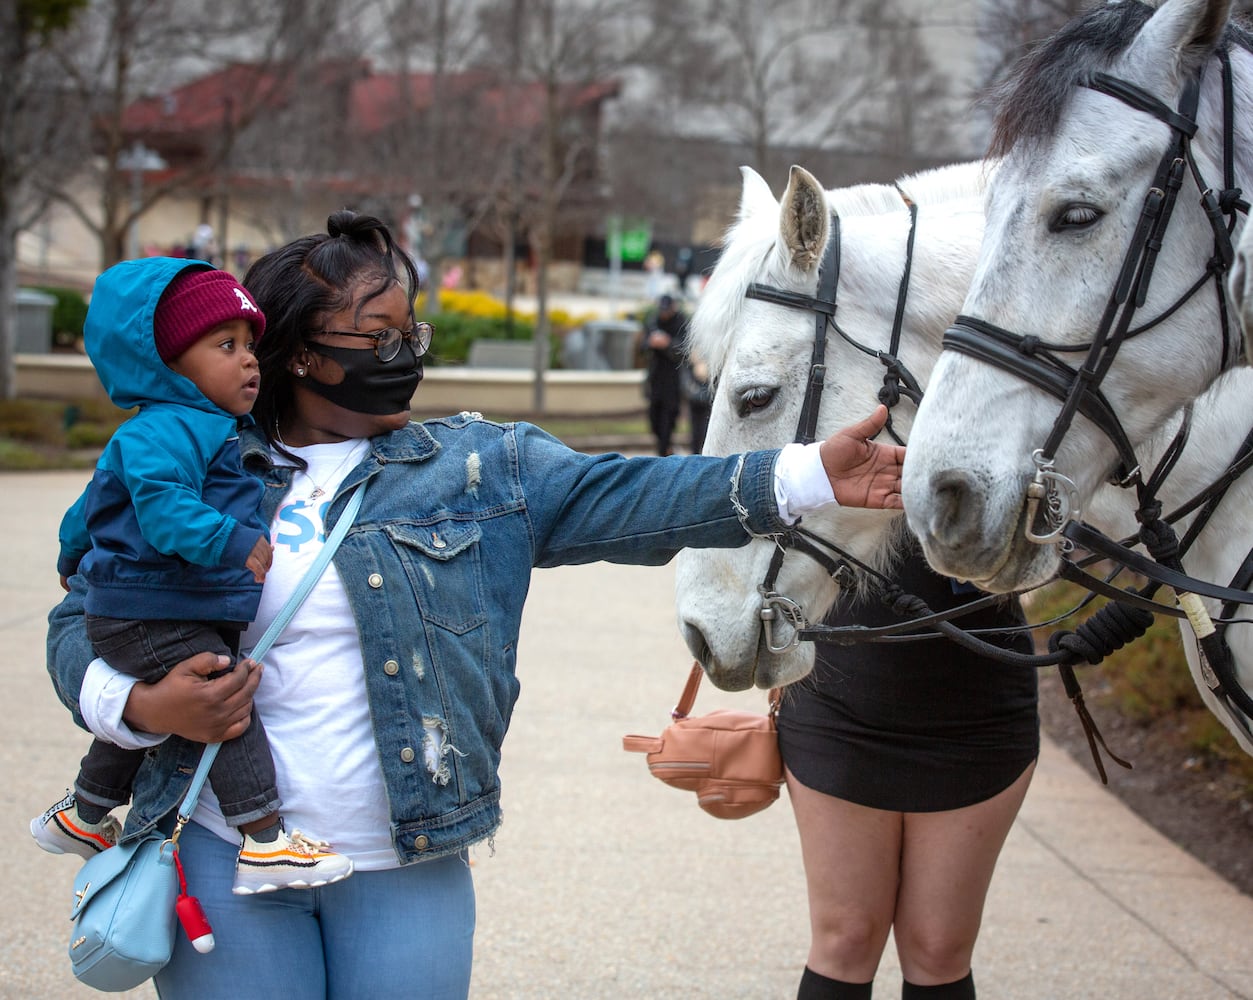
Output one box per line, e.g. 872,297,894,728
681,622,711,667
930,469,984,548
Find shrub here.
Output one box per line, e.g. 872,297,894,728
0,398,130,465
0,399,68,446
33,286,89,348
65,422,119,449
416,289,592,366
422,311,535,366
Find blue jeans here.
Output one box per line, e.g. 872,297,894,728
155,822,476,999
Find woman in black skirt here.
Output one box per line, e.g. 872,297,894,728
777,542,1038,1000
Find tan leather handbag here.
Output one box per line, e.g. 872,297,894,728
623,662,783,819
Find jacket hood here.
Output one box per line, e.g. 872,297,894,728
85,257,226,412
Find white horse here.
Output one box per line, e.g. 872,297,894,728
674,161,989,693
674,159,1253,755
903,0,1253,595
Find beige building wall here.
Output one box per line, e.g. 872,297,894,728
18,173,328,290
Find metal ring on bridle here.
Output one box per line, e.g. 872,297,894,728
758,587,809,653
1024,449,1082,545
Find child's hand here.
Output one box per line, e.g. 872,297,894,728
59,574,71,593
246,536,273,583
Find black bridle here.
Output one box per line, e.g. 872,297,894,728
942,58,1247,545
934,54,1253,743
741,205,1078,659
743,207,930,653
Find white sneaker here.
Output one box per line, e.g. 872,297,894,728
232,826,354,895
30,791,121,860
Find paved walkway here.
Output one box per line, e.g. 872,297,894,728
4,470,1253,999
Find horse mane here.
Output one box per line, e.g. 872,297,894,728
988,1,1253,160
690,161,989,376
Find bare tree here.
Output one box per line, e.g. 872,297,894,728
34,0,342,271
645,0,888,178
0,0,90,400
369,0,505,313
603,0,959,254
476,0,649,412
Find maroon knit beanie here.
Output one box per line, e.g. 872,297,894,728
153,268,266,362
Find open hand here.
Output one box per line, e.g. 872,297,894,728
819,405,906,509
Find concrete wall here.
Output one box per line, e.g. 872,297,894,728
16,355,647,418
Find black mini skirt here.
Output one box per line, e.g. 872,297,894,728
776,547,1040,813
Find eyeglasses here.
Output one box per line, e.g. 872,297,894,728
317,322,434,362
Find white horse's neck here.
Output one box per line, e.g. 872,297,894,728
830,165,989,442
692,161,990,387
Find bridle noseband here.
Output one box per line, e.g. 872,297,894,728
942,57,1248,545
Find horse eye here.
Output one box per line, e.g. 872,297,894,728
1051,204,1103,231
736,387,776,418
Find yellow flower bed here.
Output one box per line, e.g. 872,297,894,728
416,289,592,333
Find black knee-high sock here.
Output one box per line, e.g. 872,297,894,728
901,971,975,999
798,966,874,999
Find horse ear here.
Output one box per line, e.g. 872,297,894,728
779,165,829,274
1121,0,1231,89
738,166,778,221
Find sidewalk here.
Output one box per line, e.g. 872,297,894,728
4,471,1253,999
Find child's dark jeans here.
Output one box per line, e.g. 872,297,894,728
78,615,280,827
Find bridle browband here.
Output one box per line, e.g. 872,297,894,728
942,57,1248,545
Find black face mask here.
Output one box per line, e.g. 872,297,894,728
302,340,423,415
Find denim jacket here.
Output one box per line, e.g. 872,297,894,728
47,414,785,863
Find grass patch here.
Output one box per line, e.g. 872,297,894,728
0,399,131,471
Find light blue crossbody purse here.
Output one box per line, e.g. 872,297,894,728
67,484,363,991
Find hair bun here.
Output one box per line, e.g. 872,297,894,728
326,210,357,239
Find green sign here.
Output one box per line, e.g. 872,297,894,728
607,216,652,264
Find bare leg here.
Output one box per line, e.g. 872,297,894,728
893,761,1036,986
787,768,902,984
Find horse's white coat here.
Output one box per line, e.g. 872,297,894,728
903,0,1253,596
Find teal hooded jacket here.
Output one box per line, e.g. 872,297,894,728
56,257,266,623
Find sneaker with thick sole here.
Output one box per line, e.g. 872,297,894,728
30,792,121,860
232,827,354,895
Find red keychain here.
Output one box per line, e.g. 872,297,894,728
173,851,216,954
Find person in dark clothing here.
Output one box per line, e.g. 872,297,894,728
683,349,713,455
640,294,688,455
778,543,1038,1000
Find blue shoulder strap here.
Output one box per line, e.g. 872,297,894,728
174,483,365,829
